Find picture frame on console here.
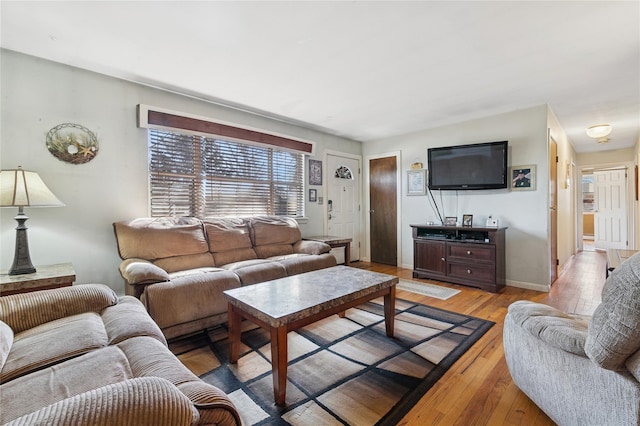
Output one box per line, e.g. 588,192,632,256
444,216,457,226
462,214,473,227
510,165,536,191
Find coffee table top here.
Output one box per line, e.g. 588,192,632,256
223,265,397,327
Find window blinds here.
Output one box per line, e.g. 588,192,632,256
149,129,305,218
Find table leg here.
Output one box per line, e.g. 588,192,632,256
344,242,351,265
270,326,288,405
228,304,241,364
383,285,396,337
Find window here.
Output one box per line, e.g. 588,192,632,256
149,129,305,218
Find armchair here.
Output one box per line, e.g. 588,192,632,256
504,252,640,425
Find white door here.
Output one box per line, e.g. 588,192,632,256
327,154,361,262
594,168,628,250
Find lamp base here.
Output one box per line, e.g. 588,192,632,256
9,210,36,275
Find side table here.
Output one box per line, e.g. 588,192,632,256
305,236,352,265
0,263,76,296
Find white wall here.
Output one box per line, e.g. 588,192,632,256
0,50,361,293
363,105,556,290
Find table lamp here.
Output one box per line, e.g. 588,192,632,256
0,166,64,275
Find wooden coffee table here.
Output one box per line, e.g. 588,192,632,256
223,265,398,405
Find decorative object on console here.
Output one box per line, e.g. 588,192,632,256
462,214,473,227
486,215,499,227
410,162,423,169
0,167,64,275
407,169,426,195
444,216,457,226
46,123,99,164
510,165,536,191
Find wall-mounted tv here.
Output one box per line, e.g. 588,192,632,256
427,141,508,190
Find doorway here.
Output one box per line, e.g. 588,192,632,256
368,155,398,265
549,136,558,285
593,168,628,250
578,164,632,252
326,152,361,262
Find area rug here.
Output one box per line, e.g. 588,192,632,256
397,279,461,300
176,297,493,425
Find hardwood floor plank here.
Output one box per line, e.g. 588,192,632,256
353,250,606,425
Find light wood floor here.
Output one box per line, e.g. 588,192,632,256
352,249,607,425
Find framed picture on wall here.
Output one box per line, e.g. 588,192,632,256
309,189,317,202
309,159,322,186
407,169,426,195
510,165,536,191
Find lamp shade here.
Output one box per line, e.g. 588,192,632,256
0,167,64,207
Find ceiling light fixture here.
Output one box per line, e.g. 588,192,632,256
586,124,612,141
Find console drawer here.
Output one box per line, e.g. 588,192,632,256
447,262,495,284
447,243,495,263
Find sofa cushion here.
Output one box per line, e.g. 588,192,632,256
1,312,109,383
294,240,332,255
271,253,338,277
0,284,118,333
222,259,288,286
4,377,199,426
154,253,215,273
255,243,294,258
506,300,588,356
204,218,257,265
0,346,133,424
250,216,302,245
144,269,241,329
0,320,13,372
114,217,209,260
586,252,640,370
102,296,167,346
120,258,171,284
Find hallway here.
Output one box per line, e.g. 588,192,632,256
543,248,607,316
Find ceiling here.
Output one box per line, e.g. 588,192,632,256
1,1,638,153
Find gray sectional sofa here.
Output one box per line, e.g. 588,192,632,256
113,215,336,339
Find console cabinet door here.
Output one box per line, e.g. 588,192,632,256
414,240,447,276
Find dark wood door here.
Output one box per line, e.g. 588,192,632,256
369,156,397,265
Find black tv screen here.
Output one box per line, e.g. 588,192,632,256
427,141,508,190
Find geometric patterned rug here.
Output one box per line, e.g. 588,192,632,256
174,297,494,425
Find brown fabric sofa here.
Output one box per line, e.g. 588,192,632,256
113,215,336,339
0,284,240,426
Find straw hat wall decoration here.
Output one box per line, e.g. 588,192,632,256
46,123,99,164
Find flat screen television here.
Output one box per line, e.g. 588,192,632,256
427,141,508,190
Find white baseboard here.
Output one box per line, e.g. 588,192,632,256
507,279,550,292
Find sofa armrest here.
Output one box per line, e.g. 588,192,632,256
178,381,242,426
506,300,588,356
4,377,199,426
120,258,171,285
294,240,332,255
0,284,118,334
